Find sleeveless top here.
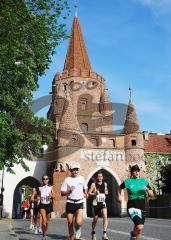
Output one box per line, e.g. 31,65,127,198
93,182,107,205
95,182,106,193
39,185,52,205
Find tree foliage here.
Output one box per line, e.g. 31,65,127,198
145,153,169,196
0,0,70,172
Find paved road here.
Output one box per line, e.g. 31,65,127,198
9,217,171,240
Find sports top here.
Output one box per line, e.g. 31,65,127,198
61,176,86,203
39,185,52,204
120,178,151,200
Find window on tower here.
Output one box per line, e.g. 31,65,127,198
110,138,116,147
80,98,87,110
91,137,99,147
131,139,137,146
81,123,88,132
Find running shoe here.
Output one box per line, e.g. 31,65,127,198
34,227,38,234
130,231,136,240
38,227,43,234
103,233,109,240
75,227,81,239
42,236,48,240
29,223,34,230
91,231,97,240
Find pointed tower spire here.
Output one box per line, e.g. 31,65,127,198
63,16,91,72
123,91,140,134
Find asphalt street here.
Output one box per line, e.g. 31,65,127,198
5,217,170,240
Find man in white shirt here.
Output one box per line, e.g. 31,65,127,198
61,162,87,240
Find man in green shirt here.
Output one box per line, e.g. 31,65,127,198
118,164,154,240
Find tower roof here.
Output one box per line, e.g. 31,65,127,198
123,99,140,134
63,16,91,72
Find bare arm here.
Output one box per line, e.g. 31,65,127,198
117,186,122,203
49,188,55,199
104,182,108,195
88,183,96,197
61,186,75,196
143,186,154,198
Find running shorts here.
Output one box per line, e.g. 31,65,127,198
66,202,84,214
39,203,53,215
93,202,106,217
128,207,145,225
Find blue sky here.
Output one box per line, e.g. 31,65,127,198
34,0,171,133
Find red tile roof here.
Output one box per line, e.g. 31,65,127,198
144,133,171,153
63,16,91,72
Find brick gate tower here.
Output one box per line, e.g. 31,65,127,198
46,15,145,217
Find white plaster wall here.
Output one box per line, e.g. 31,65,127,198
0,158,46,218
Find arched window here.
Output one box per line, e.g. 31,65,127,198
91,137,99,147
80,98,87,110
110,138,116,147
81,123,88,132
131,139,137,146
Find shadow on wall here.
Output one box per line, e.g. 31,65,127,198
33,156,47,181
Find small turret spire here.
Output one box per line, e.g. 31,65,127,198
123,99,140,134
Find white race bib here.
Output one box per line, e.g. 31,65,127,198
96,193,106,203
41,195,50,204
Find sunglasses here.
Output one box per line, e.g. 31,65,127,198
43,178,49,180
71,168,79,171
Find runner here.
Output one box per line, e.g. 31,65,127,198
61,162,87,240
21,199,29,220
88,171,109,240
118,164,154,240
29,188,39,234
39,175,54,240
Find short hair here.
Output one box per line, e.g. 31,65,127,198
96,171,103,177
42,174,49,180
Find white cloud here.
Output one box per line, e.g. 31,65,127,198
135,0,171,32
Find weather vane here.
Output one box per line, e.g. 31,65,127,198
74,0,78,16
129,82,132,101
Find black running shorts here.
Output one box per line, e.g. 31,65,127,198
66,202,84,214
93,202,106,217
39,203,53,215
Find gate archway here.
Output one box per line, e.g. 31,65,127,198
12,176,40,219
86,169,120,217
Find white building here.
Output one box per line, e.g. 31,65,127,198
0,157,46,218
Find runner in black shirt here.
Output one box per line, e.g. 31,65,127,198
88,171,109,240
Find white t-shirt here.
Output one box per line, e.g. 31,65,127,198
61,176,87,203
39,185,52,204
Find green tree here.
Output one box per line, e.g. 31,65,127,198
145,153,169,196
0,0,70,172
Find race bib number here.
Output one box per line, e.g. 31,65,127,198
96,193,105,203
128,208,142,219
41,195,50,204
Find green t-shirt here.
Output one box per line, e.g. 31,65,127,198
121,178,150,200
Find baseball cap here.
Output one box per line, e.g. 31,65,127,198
69,162,80,170
131,164,140,172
